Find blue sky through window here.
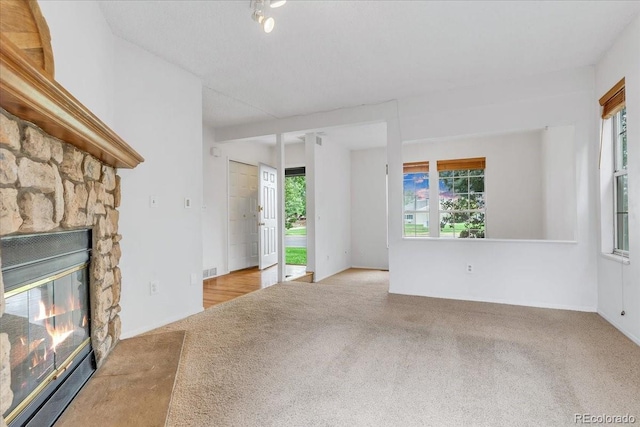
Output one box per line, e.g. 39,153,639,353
403,173,429,199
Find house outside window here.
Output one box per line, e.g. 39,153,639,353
438,158,486,238
403,162,429,237
403,158,486,239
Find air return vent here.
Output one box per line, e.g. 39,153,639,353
203,267,217,279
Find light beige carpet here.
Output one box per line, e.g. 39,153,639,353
56,330,185,427
158,269,639,426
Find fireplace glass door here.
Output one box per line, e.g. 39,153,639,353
1,265,90,421
1,229,93,426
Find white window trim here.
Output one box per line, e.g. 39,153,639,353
613,169,628,257
403,161,487,239
437,170,486,239
402,170,430,237
612,108,629,257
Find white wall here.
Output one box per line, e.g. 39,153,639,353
202,137,275,276
39,1,115,128
307,136,352,281
541,126,576,240
114,38,203,337
285,142,305,168
403,130,545,240
595,15,640,344
38,4,205,338
351,147,388,269
387,67,598,312
212,67,600,312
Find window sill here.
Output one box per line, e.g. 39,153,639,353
601,252,630,265
401,237,577,244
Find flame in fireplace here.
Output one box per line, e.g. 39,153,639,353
35,301,53,321
10,337,46,369
30,347,45,369
44,321,75,353
34,296,81,322
35,300,78,353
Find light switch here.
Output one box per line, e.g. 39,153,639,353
149,195,159,208
184,198,192,209
190,272,199,286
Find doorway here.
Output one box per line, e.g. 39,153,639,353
228,160,259,271
258,163,278,269
227,160,280,272
284,167,307,269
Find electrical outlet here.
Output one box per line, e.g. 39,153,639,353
149,280,159,295
466,264,473,274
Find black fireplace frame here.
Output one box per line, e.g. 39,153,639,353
8,344,95,427
1,229,97,427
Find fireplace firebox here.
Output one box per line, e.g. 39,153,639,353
1,230,96,426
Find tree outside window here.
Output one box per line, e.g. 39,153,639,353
285,175,305,229
439,168,485,238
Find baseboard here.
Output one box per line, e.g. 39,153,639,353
597,310,640,346
389,288,597,313
120,306,204,339
313,266,351,283
351,265,389,271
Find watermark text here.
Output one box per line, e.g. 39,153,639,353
575,413,636,424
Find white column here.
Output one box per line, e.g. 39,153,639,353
387,117,402,291
304,132,316,280
430,165,440,238
276,133,286,282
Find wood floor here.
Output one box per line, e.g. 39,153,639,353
203,265,310,309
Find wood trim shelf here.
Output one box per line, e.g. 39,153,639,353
0,34,143,168
1,0,55,78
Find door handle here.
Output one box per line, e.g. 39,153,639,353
258,222,265,226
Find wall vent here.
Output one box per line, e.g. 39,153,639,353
203,267,218,279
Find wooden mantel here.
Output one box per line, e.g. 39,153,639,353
0,2,143,168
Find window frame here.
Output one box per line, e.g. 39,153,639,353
612,107,628,256
437,167,486,239
401,158,488,239
402,165,430,238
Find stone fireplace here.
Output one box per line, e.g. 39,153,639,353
0,110,124,425
0,2,143,424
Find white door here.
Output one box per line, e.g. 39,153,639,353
228,161,259,271
259,163,278,269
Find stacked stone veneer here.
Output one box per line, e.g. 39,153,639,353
0,108,123,420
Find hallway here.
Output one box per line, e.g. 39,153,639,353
203,265,309,308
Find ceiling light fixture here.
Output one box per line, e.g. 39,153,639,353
270,0,287,8
251,0,285,33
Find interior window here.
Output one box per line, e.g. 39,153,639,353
403,162,429,237
438,158,486,238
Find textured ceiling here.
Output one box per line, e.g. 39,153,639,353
100,1,640,130
230,121,387,151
